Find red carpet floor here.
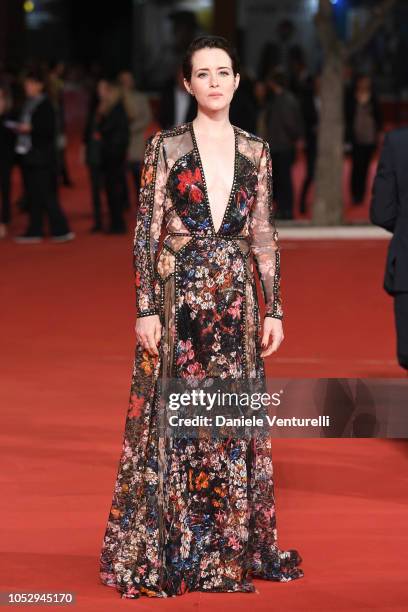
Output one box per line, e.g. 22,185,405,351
1,119,408,610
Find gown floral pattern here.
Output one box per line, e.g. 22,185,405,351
99,121,304,598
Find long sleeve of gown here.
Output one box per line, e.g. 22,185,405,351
249,140,283,319
133,132,166,317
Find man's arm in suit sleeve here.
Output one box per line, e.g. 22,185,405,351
370,132,398,233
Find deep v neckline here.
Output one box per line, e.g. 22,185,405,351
189,121,238,235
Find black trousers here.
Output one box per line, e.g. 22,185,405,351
101,158,127,231
299,142,317,214
118,161,143,211
57,147,73,186
350,143,376,204
128,160,142,202
88,164,103,226
119,165,130,211
270,150,294,219
394,292,408,369
22,160,70,236
0,159,13,224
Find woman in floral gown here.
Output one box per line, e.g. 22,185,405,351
99,35,304,599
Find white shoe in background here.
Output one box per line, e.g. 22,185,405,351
50,232,76,243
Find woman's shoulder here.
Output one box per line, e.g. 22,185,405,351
232,124,268,162
147,122,192,146
36,95,53,112
234,124,267,147
233,124,264,143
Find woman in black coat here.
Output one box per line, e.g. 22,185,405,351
83,88,103,232
84,79,129,234
345,75,382,205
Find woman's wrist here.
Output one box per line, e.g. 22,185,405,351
137,309,159,318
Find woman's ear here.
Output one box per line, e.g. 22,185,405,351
234,73,241,91
183,78,193,95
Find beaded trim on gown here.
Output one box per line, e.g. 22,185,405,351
99,121,304,598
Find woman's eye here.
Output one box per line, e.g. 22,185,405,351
220,71,229,76
197,73,207,78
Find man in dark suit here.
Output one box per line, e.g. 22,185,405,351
370,128,408,371
158,66,197,130
14,69,74,243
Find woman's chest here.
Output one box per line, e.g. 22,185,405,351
166,146,259,235
198,140,235,200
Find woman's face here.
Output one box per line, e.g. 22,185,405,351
356,77,371,95
24,79,43,98
97,80,109,100
184,47,239,113
118,71,134,90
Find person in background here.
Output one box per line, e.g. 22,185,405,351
345,74,382,205
256,41,281,83
159,65,197,129
5,70,29,215
82,86,103,232
370,128,408,373
14,69,74,243
95,78,129,234
117,70,152,206
299,75,320,214
0,83,17,238
48,60,74,188
264,66,304,220
288,44,309,97
229,68,258,134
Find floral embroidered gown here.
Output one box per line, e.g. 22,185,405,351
99,121,304,599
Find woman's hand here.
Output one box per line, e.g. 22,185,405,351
260,317,284,357
135,314,162,356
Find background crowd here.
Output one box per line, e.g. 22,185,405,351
0,35,387,241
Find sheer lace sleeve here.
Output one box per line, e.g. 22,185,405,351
133,131,166,317
249,140,283,319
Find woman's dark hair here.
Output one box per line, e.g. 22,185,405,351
182,35,240,81
354,73,372,86
24,68,48,85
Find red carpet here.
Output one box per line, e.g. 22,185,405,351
1,96,407,610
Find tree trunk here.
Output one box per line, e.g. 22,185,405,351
313,0,397,225
313,51,344,225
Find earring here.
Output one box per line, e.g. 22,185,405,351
190,90,195,97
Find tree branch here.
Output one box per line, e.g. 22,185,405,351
345,0,398,59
